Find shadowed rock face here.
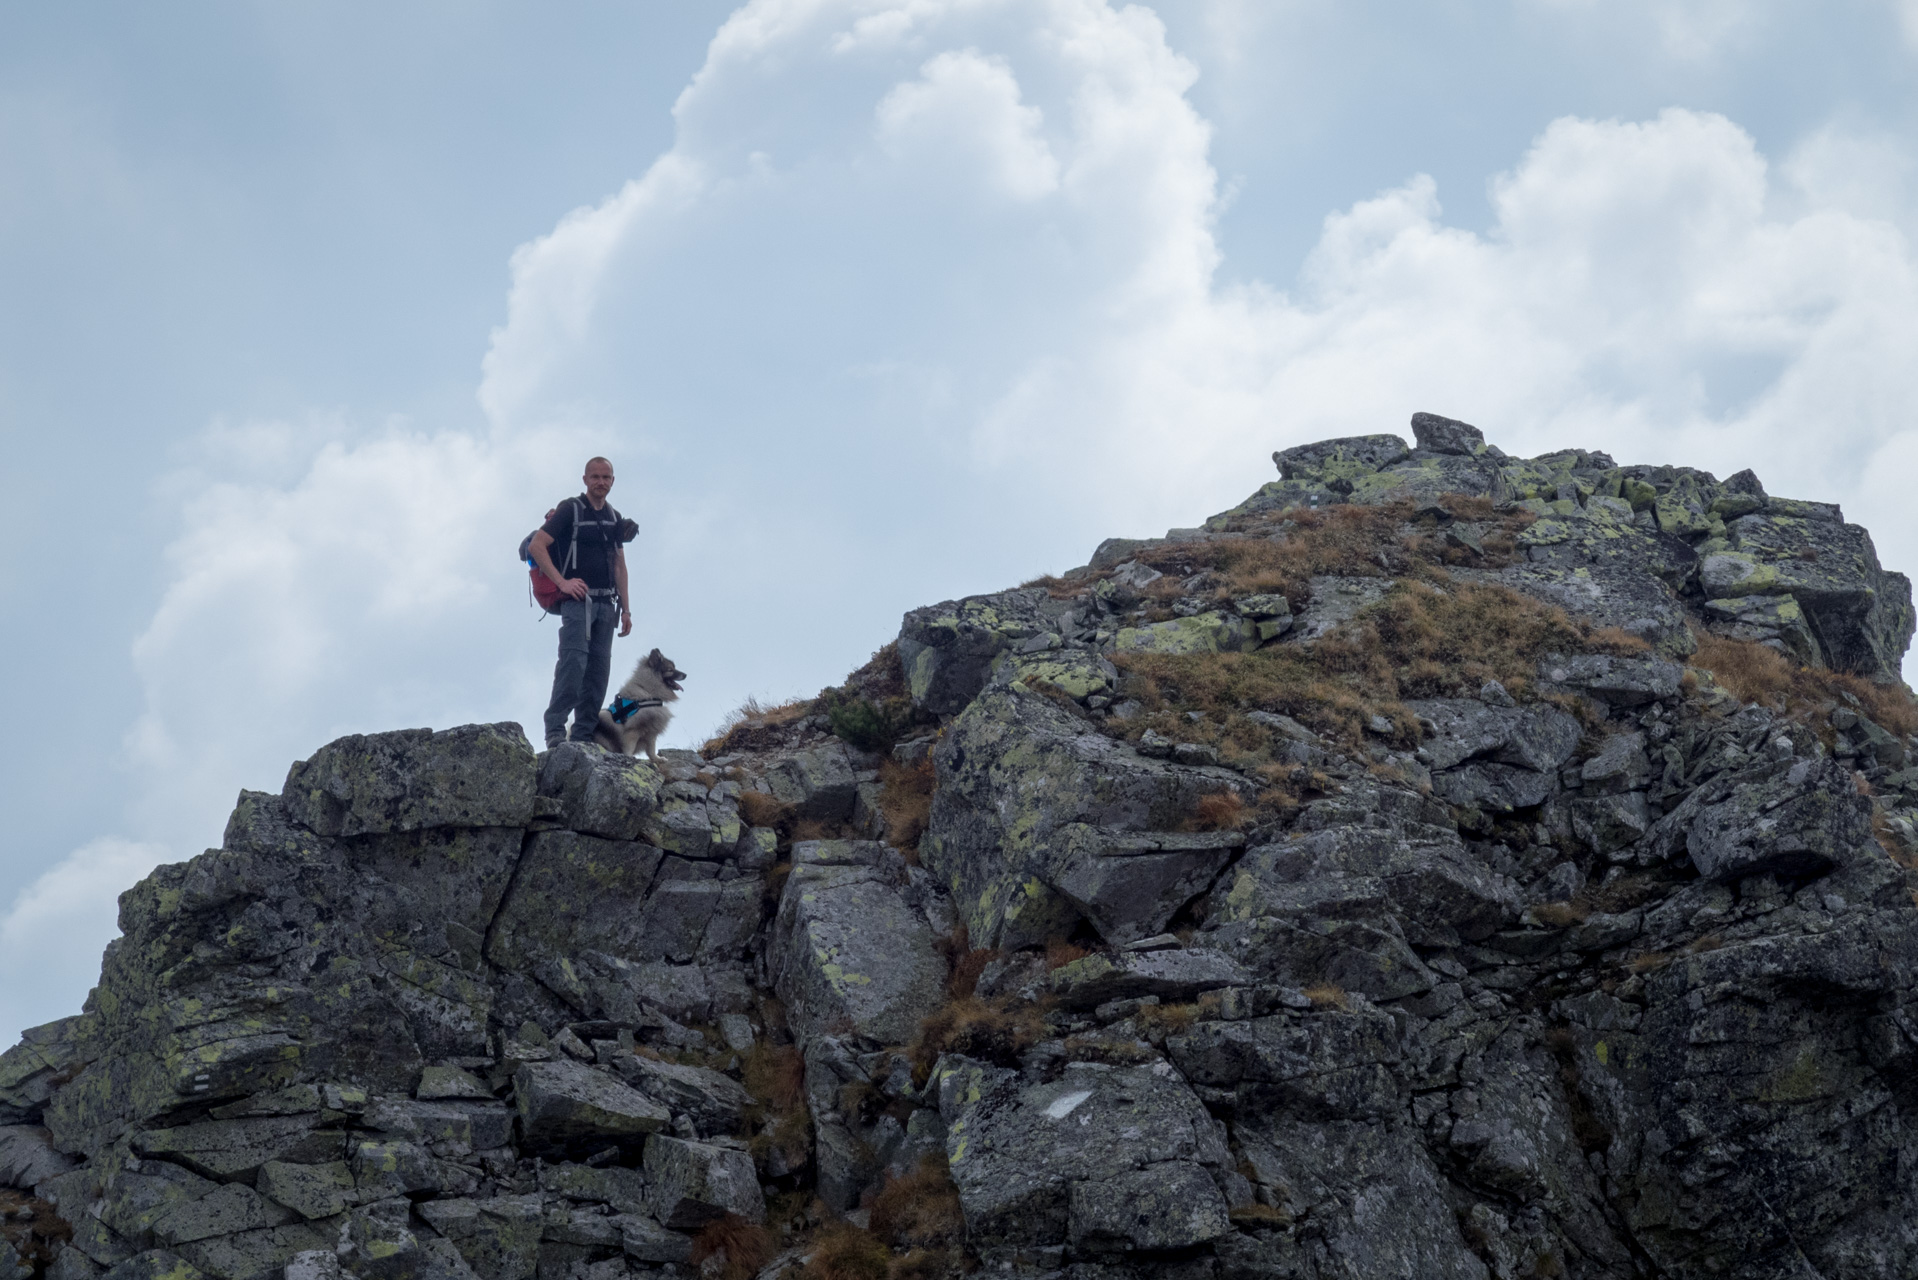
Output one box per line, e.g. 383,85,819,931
8,414,1918,1280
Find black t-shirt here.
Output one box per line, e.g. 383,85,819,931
541,497,624,590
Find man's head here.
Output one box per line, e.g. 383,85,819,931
583,457,614,504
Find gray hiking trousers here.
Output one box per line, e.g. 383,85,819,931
543,593,619,746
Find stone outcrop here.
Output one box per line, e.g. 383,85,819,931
7,413,1918,1280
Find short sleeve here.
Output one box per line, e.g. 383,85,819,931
539,501,574,543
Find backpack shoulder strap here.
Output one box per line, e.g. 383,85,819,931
565,497,582,575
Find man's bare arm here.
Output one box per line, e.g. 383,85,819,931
530,530,588,601
615,547,632,637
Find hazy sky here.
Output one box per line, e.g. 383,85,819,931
5,0,1918,1045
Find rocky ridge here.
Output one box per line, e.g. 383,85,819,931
7,413,1918,1280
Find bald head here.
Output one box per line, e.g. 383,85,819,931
582,457,614,506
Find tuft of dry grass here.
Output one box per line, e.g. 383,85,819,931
910,997,1046,1077
1229,1203,1291,1228
939,924,999,1001
878,757,936,854
1019,573,1086,600
869,1157,964,1250
1302,983,1349,1010
804,1222,893,1280
739,789,797,831
741,1038,811,1172
1140,503,1412,604
1044,938,1091,971
706,696,815,756
742,1041,806,1114
1530,901,1591,928
0,1189,70,1271
1183,790,1249,832
791,817,847,843
1112,573,1642,759
1690,630,1918,737
1627,951,1673,975
693,1215,778,1280
1058,1033,1160,1066
1132,1001,1198,1037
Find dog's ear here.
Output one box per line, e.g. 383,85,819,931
646,647,662,664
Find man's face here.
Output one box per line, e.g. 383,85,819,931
584,461,614,501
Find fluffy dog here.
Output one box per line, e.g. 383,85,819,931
594,648,686,762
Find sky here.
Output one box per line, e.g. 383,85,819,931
4,0,1918,1046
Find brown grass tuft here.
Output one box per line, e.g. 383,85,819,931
1690,630,1918,737
738,789,796,831
792,817,846,843
741,1035,811,1172
1044,938,1091,971
910,997,1045,1076
945,945,998,1001
1184,790,1249,832
878,757,936,854
1111,572,1642,758
870,1157,964,1250
1302,983,1349,1010
692,1215,777,1280
1530,901,1591,928
0,1189,70,1271
804,1222,893,1280
1229,1202,1291,1228
1132,1001,1199,1036
706,696,815,756
1627,951,1673,975
743,1041,806,1113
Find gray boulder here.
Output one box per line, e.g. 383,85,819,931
1681,758,1873,883
1410,698,1580,811
255,1160,353,1220
922,684,1254,949
764,742,859,822
771,854,948,1046
1538,654,1683,707
934,1057,1230,1260
131,1116,343,1182
512,1061,668,1155
643,1135,764,1230
282,723,535,836
538,744,660,841
0,1125,74,1187
150,1184,294,1249
1410,411,1486,456
485,832,664,978
605,1054,750,1138
898,588,1063,716
1047,948,1250,1012
100,1253,209,1280
415,1196,543,1280
1701,508,1915,679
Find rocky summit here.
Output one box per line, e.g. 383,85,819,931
10,412,1918,1280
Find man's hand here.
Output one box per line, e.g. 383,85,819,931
619,605,633,638
560,577,589,601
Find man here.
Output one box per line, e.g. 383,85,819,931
529,457,633,748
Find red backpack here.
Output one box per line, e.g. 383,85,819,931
519,499,582,615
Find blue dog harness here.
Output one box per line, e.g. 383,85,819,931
609,695,664,725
